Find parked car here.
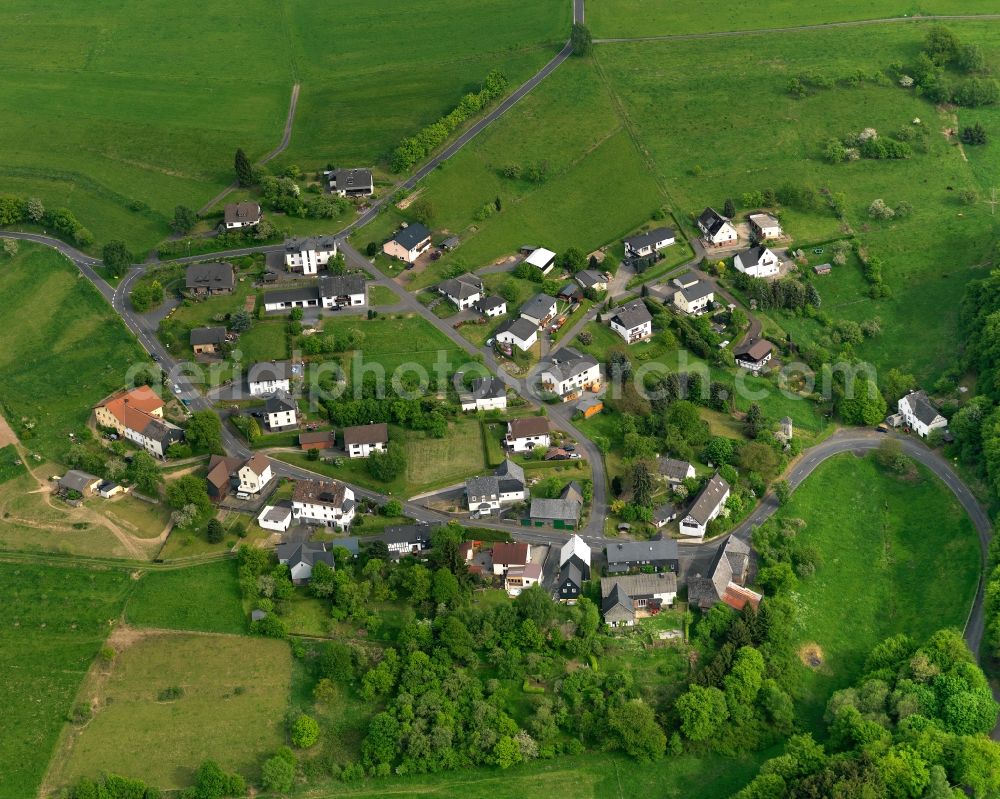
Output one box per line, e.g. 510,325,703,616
236,492,250,500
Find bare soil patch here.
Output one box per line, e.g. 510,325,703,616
798,642,825,670
0,414,18,448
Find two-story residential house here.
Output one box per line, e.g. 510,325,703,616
749,212,783,240
673,280,715,315
624,227,675,258
505,417,550,453
556,534,591,602
733,338,774,372
601,573,678,626
277,542,334,583
520,293,559,328
437,273,484,310
679,473,730,538
473,296,507,318
283,236,338,275
898,390,947,438
264,391,297,430
465,458,527,515
248,362,293,395
383,223,432,263
292,479,355,529
343,423,388,458
262,275,366,312
223,201,262,230
325,168,374,197
458,375,507,412
491,541,531,576
733,245,780,278
505,563,543,596
605,538,679,574
524,247,556,275
495,317,538,352
697,207,738,246
186,262,234,295
540,348,601,398
688,536,761,612
94,386,183,458
609,299,653,343
206,453,273,501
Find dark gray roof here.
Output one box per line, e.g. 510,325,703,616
185,262,234,291
474,295,506,313
672,271,699,288
677,280,714,303
544,348,599,383
383,524,436,546
575,269,605,289
602,583,634,616
277,542,334,570
264,286,318,305
249,362,293,383
658,458,693,480
264,391,296,413
625,227,675,250
903,390,944,426
330,168,373,191
653,503,679,523
685,473,731,525
561,561,583,589
251,609,267,621
734,338,773,362
496,316,538,341
520,293,558,322
601,572,677,599
470,376,506,401
466,474,500,499
285,235,337,253
343,423,388,446
334,536,360,556
690,536,751,609
438,273,483,301
697,207,730,236
530,497,582,522
610,299,652,331
60,470,100,492
605,538,678,567
319,274,365,298
390,223,431,251
735,245,773,267
495,458,525,486
190,326,227,346
224,202,261,226
558,282,581,297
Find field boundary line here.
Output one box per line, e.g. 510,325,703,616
593,13,1000,43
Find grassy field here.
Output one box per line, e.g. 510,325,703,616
323,313,468,379
97,494,171,539
52,631,291,791
125,560,247,635
386,57,668,288
0,562,133,799
368,284,401,307
777,453,980,730
596,23,1000,382
0,244,149,463
0,0,568,252
587,0,1000,38
236,320,288,362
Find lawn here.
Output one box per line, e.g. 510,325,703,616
51,632,291,791
393,57,668,289
323,313,468,380
0,443,26,484
0,244,149,463
588,0,1000,38
97,494,171,540
596,23,1000,383
777,453,981,730
0,0,568,252
126,560,247,635
368,284,400,307
0,562,133,799
236,320,288,362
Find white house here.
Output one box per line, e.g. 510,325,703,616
609,299,653,344
733,338,774,372
466,459,527,514
264,391,297,430
697,207,738,246
343,423,388,458
491,541,531,576
224,201,262,230
248,362,293,395
325,168,374,197
206,453,273,501
734,245,780,278
495,317,538,352
624,227,675,258
459,376,507,412
540,348,601,398
673,280,714,315
525,247,556,275
520,293,558,328
262,276,366,313
474,296,507,318
258,504,292,532
898,390,947,437
292,479,355,529
506,417,550,453
679,473,730,538
277,542,334,582
749,213,783,240
505,563,543,596
576,269,608,293
437,273,484,310
601,573,677,626
283,236,338,275
658,457,696,484
93,387,183,459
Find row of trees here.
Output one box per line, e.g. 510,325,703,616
0,194,93,247
391,70,509,172
67,759,245,799
907,26,999,108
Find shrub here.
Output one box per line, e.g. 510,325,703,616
291,713,321,748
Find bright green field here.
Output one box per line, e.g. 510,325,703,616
0,562,132,799
596,23,1000,381
0,244,148,462
777,453,980,730
396,57,667,287
0,0,568,252
125,560,247,635
587,0,1000,38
